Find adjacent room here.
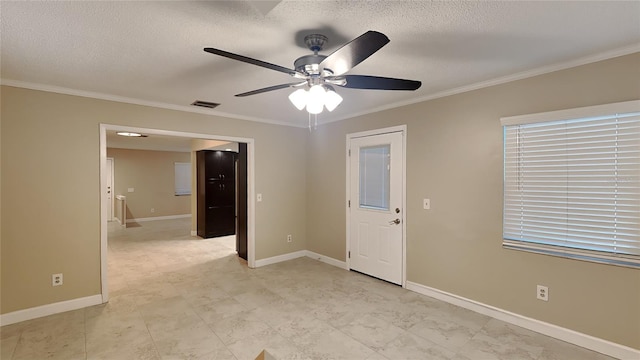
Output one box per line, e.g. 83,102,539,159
1,1,639,359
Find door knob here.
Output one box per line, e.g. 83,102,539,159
389,218,400,225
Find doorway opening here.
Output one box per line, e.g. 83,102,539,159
99,124,256,303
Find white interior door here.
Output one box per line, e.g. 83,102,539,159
106,157,114,221
348,131,403,285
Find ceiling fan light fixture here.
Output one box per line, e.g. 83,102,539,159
289,84,343,114
288,89,308,110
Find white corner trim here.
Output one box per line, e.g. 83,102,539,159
305,251,349,270
126,214,191,223
406,281,639,360
0,295,103,326
254,250,307,268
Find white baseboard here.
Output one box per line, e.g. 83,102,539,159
127,214,191,223
254,250,307,267
190,230,198,236
305,250,349,270
0,295,103,327
406,281,639,360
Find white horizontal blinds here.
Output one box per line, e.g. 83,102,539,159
504,111,640,259
359,145,390,210
174,162,192,195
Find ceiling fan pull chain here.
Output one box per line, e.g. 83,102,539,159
307,113,318,132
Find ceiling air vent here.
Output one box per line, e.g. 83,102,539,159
191,100,220,109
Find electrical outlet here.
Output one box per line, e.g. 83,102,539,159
287,234,292,243
537,285,549,301
150,208,155,213
52,273,63,286
423,198,431,210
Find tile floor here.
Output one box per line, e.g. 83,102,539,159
1,218,615,360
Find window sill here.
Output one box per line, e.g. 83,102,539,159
503,241,640,269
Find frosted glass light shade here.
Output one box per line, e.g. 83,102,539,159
306,85,326,114
324,90,343,112
306,102,324,114
288,89,308,110
288,85,343,114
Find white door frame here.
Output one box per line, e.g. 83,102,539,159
99,124,256,303
346,125,407,287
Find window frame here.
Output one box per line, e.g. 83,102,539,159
174,162,192,196
358,144,391,211
500,100,640,268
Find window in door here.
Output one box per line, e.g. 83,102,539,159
359,145,390,211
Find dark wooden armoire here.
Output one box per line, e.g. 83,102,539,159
196,150,237,238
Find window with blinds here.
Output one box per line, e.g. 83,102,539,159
501,101,640,268
174,162,192,196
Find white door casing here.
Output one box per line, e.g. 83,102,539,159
347,127,405,285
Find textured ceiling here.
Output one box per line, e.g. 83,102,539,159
2,1,639,128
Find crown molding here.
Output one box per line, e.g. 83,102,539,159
2,43,638,129
0,79,307,128
320,43,640,126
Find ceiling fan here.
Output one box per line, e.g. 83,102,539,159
204,31,421,114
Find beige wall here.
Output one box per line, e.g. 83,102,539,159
0,87,307,314
306,53,640,349
106,148,191,220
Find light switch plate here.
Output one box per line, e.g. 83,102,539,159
257,193,262,202
127,188,135,193
423,198,431,210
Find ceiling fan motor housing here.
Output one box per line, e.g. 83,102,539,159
294,54,329,76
